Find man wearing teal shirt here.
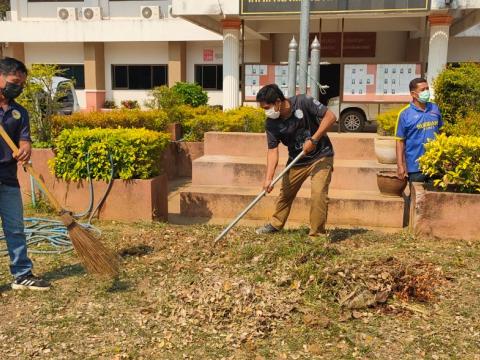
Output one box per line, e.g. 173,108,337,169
395,78,443,182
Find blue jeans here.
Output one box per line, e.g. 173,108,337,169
408,172,428,183
0,184,33,278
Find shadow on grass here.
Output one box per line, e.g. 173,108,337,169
328,228,370,243
42,263,86,282
106,278,132,293
119,244,154,258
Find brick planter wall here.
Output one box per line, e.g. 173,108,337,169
409,182,480,241
17,149,168,222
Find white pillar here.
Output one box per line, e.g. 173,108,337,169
426,15,453,96
222,19,241,110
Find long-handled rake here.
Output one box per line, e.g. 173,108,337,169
0,125,119,277
214,151,305,245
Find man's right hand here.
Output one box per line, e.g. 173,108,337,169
397,164,407,179
263,179,274,193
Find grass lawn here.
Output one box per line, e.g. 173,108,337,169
0,217,479,359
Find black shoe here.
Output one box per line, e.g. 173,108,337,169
255,223,279,235
12,274,51,291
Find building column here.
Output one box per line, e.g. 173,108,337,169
84,42,106,111
168,42,186,87
4,43,25,63
222,19,241,110
426,14,453,95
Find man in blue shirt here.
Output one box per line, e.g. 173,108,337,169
0,57,50,290
395,78,443,182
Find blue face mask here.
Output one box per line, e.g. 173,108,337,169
417,90,430,104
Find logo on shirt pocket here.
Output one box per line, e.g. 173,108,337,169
294,109,304,119
12,110,21,120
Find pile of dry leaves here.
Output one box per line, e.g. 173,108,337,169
323,257,445,317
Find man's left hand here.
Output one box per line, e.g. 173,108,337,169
15,141,32,165
303,139,316,154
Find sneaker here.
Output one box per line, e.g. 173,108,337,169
255,223,279,235
12,274,51,291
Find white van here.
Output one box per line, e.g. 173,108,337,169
31,76,80,115
327,96,401,132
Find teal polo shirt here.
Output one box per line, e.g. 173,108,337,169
395,102,443,173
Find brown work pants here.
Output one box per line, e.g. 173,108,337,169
270,156,333,236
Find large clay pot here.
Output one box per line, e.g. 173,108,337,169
374,136,397,164
377,171,407,197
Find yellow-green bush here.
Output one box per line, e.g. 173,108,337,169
52,109,170,136
419,133,480,193
182,106,266,141
376,106,408,136
434,63,480,126
51,128,170,181
445,111,480,137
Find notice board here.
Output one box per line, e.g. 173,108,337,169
343,64,422,102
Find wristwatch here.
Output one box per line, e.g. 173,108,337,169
306,137,319,145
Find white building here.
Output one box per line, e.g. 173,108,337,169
1,0,479,110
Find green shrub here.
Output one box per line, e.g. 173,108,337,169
52,109,170,135
121,100,140,109
419,133,480,193
181,106,266,141
445,111,480,137
103,100,117,109
434,63,480,126
145,86,183,110
51,128,170,181
376,106,408,136
172,82,208,107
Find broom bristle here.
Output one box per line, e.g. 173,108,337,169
67,221,119,277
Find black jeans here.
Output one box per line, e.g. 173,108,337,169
408,172,428,183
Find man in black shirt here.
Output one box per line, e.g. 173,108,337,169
0,57,50,290
255,84,336,237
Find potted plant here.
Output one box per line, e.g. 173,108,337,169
374,106,405,164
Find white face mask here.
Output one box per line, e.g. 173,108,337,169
265,106,280,119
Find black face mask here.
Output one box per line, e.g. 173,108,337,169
2,81,24,100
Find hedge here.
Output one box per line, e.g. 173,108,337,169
419,133,480,194
445,111,480,137
434,63,480,126
180,106,266,141
376,106,408,136
51,128,170,181
52,109,170,136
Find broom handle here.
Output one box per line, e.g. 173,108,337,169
0,125,62,213
214,151,305,245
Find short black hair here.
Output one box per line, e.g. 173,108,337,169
256,84,286,104
0,57,28,76
409,77,427,92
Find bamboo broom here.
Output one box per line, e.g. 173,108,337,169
0,125,119,277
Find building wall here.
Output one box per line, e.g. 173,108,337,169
272,31,408,64
448,37,480,62
24,42,86,108
104,42,169,107
186,40,259,105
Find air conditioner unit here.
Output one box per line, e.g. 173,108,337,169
81,7,102,21
57,7,78,21
140,6,162,20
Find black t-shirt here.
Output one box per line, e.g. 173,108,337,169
265,94,334,166
0,102,31,187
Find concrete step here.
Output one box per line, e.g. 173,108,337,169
180,185,405,229
192,156,395,191
204,132,377,161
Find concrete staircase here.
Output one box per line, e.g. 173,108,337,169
179,132,406,229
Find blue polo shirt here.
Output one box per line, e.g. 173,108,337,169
0,101,31,187
395,102,442,173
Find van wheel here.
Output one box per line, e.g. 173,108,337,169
340,110,366,132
